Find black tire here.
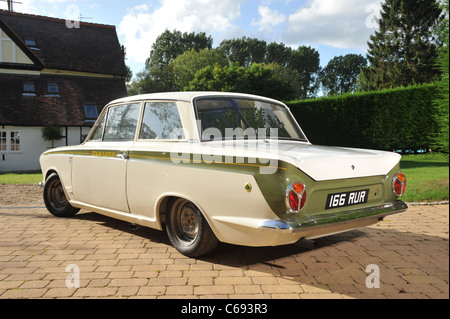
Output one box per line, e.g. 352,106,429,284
165,198,219,257
43,173,80,218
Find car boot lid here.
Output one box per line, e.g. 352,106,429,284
282,144,401,181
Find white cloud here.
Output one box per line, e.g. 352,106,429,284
284,0,383,49
118,0,242,65
252,6,287,32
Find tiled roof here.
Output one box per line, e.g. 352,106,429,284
0,10,127,76
0,75,127,126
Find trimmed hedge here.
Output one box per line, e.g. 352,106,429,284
286,83,440,151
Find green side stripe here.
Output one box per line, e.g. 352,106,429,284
43,148,296,215
44,149,287,172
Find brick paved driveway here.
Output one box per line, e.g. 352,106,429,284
0,204,448,299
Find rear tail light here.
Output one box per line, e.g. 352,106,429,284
286,182,307,213
392,173,407,196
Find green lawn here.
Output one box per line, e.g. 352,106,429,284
400,152,449,203
0,153,448,203
0,171,43,184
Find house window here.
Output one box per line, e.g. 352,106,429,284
84,103,99,120
47,83,59,94
0,130,20,152
0,131,6,151
10,132,20,151
24,37,36,46
24,37,38,50
23,81,35,95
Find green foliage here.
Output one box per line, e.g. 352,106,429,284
128,30,213,94
320,54,367,95
171,48,228,90
287,83,440,151
288,46,321,99
146,29,213,70
360,0,444,91
187,63,296,101
432,0,449,153
217,38,321,99
41,125,63,148
128,31,322,99
265,42,292,67
127,65,177,95
218,37,267,68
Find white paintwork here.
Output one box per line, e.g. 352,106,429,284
1,126,90,172
180,139,401,181
109,91,284,106
71,141,134,212
282,144,401,181
39,92,405,248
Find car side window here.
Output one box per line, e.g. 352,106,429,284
90,113,106,141
103,103,141,142
140,102,185,140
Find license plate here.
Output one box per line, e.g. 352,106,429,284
325,189,369,210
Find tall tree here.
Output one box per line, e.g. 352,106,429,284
433,0,449,153
146,30,213,70
128,30,322,99
218,39,321,99
187,63,296,101
129,30,213,94
171,48,228,90
218,37,267,68
289,46,321,99
265,42,292,67
360,0,443,90
320,54,367,95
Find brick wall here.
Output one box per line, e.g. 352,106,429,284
0,73,127,126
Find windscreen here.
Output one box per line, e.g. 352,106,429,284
195,98,307,142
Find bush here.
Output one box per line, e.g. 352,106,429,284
286,83,440,151
41,125,63,148
187,63,297,101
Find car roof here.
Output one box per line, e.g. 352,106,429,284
108,91,284,106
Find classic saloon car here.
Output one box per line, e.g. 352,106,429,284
40,92,408,257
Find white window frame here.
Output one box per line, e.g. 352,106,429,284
0,130,21,153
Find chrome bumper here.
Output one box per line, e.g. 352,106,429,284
260,200,408,233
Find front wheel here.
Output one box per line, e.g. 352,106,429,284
43,173,80,217
166,198,219,257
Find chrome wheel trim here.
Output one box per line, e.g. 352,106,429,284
171,199,200,244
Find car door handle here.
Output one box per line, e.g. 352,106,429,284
116,152,129,160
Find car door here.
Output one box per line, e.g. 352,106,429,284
127,100,194,222
72,102,141,212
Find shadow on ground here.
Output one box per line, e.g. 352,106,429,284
73,210,449,298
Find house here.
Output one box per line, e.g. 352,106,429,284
0,10,128,172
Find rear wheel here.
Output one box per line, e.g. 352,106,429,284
43,173,80,217
166,198,218,257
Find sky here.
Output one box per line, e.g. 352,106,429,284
1,0,384,79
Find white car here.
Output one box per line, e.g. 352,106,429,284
40,92,407,257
